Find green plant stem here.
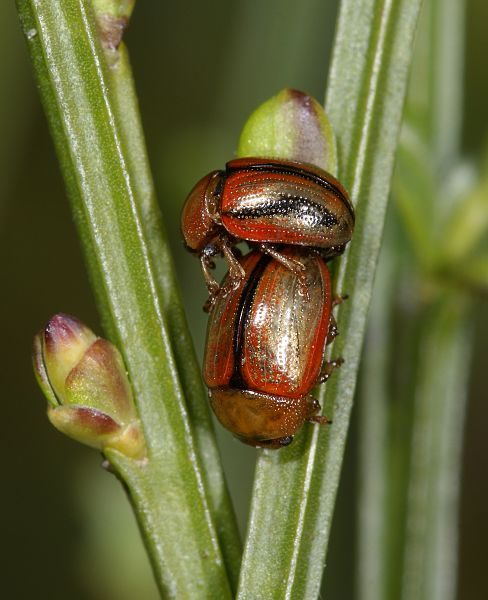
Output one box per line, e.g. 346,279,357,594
357,1,473,599
236,1,423,598
399,3,471,597
17,0,238,596
101,32,241,593
401,300,471,600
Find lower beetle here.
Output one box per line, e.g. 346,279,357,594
203,247,341,448
181,157,354,303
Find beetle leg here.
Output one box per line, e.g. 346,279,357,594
332,293,349,307
221,239,246,286
326,314,339,345
200,254,220,294
203,296,216,313
200,239,245,312
307,397,332,425
308,414,332,425
199,254,222,312
318,357,344,383
325,296,347,337
257,243,310,301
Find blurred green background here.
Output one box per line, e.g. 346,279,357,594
1,1,486,598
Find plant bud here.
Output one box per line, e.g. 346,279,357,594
237,88,338,174
33,314,145,458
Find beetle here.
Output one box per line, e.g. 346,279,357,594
181,157,354,305
203,246,342,448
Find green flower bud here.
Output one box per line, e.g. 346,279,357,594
237,88,338,174
33,314,145,459
39,314,97,405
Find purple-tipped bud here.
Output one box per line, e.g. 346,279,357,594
40,313,97,404
33,314,145,458
237,88,338,174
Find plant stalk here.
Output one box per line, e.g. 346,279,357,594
17,0,239,596
237,1,423,598
358,1,473,599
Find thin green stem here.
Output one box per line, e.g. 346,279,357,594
401,300,472,600
398,3,471,600
17,0,238,596
358,1,475,599
237,1,423,598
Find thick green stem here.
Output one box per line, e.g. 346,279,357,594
99,28,241,592
237,1,423,598
17,0,238,596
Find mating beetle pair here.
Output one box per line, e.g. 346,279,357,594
181,157,354,448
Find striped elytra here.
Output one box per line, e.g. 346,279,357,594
181,157,354,301
204,247,333,448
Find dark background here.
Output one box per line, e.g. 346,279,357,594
1,1,486,598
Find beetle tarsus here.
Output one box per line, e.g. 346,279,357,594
326,314,339,344
332,293,349,307
308,414,332,425
318,357,344,383
203,295,216,313
258,243,311,301
200,254,220,289
221,239,246,282
200,239,246,311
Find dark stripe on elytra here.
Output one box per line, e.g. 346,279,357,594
225,195,339,227
226,162,353,218
230,253,271,389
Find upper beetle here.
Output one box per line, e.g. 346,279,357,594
204,246,342,448
181,157,354,302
